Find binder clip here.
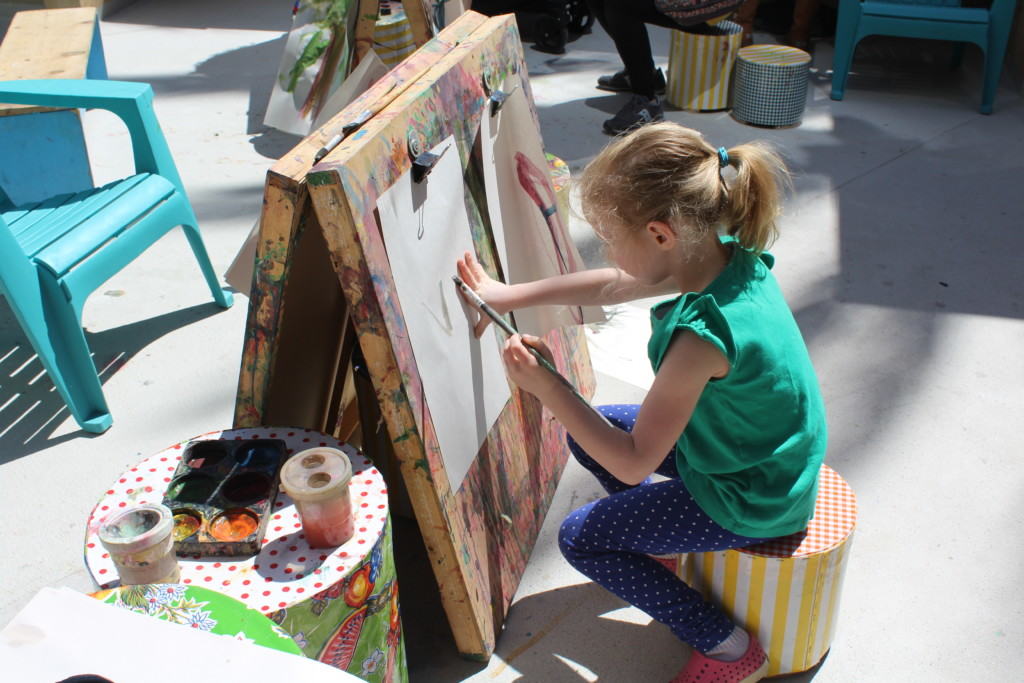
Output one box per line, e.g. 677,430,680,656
408,131,449,183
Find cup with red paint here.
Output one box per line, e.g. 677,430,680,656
280,447,354,549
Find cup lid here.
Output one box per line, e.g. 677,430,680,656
280,447,353,502
98,503,174,553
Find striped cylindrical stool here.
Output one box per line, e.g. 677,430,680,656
665,21,743,112
374,7,417,68
681,465,856,676
731,44,812,127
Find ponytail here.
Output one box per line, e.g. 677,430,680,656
578,122,790,254
720,141,790,253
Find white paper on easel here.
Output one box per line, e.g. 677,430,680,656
312,49,389,131
480,76,604,336
443,0,468,26
376,136,512,493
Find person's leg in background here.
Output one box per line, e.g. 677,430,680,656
786,0,821,49
734,0,759,45
587,0,680,134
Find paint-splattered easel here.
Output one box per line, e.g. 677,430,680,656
234,12,596,660
233,5,460,435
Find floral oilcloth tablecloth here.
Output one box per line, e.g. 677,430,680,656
84,427,407,683
91,584,302,654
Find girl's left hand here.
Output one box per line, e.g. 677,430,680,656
502,334,558,398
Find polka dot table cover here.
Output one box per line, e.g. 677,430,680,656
84,428,407,683
665,21,743,112
731,44,812,128
680,464,857,676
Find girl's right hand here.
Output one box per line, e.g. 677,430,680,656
456,251,515,337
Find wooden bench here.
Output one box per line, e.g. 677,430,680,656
0,7,106,205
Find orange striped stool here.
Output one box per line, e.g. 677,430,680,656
678,464,857,676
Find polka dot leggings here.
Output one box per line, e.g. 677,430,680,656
558,404,764,653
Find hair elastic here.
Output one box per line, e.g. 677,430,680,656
717,147,730,168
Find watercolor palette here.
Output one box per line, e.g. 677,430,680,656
162,439,287,557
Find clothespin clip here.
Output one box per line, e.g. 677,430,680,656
408,132,449,183
481,68,519,117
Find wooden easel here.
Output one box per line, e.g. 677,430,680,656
232,12,476,436
234,12,596,660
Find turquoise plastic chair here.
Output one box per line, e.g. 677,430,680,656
830,0,1019,113
0,79,233,434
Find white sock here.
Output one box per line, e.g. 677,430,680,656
705,626,750,662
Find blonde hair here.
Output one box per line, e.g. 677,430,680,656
578,122,790,253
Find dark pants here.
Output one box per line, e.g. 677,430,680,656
587,0,714,98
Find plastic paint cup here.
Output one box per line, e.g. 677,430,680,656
279,447,354,549
98,503,180,585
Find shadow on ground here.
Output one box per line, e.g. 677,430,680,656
0,300,228,463
104,0,292,32
398,505,832,681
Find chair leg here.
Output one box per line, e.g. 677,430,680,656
180,222,234,309
37,275,113,433
830,0,862,101
981,20,1013,115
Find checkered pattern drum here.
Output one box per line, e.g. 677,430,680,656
731,44,811,127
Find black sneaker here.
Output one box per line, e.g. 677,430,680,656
596,67,667,95
602,94,664,135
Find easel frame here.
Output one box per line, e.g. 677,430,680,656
305,13,595,658
233,14,485,432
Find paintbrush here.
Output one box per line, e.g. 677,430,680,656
452,275,611,425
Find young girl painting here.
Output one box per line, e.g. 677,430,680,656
456,121,826,682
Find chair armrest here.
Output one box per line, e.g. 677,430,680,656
0,79,185,193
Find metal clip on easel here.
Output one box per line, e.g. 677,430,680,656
408,131,449,183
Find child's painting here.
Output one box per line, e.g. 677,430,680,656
265,0,360,136
479,73,603,336
375,136,512,493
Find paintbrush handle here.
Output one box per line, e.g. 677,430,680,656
453,276,611,426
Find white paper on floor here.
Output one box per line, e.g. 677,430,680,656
0,587,358,681
376,136,512,493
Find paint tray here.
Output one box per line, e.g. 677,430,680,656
161,439,287,557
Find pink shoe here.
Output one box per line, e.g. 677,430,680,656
670,634,769,683
650,554,679,573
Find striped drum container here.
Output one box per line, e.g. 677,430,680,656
681,465,856,676
374,7,417,68
731,44,812,127
665,21,743,111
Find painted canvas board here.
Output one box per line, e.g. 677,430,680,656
264,0,360,136
376,136,511,493
480,75,601,336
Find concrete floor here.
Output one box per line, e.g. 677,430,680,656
1,1,1022,681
